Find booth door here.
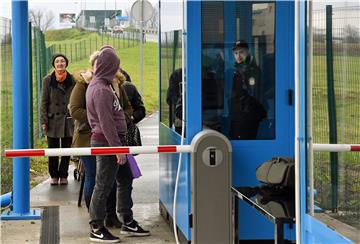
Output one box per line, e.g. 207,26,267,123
201,1,295,240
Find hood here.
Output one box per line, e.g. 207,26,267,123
93,47,120,84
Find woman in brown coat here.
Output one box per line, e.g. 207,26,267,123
40,53,74,186
69,50,132,228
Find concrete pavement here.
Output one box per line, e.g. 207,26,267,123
1,112,176,244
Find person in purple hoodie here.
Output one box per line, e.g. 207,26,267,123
86,45,149,243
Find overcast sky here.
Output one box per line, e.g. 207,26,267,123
0,0,158,29
1,1,358,30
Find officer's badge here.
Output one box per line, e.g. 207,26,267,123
249,77,255,86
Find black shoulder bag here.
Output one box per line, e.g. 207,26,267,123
110,84,142,147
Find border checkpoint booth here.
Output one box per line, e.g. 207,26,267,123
3,1,357,243
158,1,355,243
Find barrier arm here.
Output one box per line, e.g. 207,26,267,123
3,130,233,244
313,144,360,152
4,145,193,158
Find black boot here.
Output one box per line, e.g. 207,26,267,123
84,195,91,211
105,214,122,228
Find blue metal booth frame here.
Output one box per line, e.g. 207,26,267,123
158,1,353,243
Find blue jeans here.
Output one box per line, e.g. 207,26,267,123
89,140,134,227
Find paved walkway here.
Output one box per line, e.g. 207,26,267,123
1,112,176,244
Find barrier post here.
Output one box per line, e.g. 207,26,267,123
190,130,232,244
1,0,41,220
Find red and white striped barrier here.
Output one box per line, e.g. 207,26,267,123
4,145,193,158
6,143,360,158
313,144,360,152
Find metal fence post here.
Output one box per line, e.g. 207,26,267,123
79,41,82,60
76,43,78,61
326,5,338,213
40,31,47,79
64,44,67,59
34,28,42,139
28,22,33,148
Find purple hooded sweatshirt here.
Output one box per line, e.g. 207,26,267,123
86,46,127,146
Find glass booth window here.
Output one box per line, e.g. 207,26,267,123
159,0,184,135
160,30,182,130
201,1,275,140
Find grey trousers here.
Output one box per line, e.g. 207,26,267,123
89,139,133,227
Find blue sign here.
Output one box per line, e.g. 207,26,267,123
116,16,128,21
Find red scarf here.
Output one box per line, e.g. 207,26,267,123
55,70,67,83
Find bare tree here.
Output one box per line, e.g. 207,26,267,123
29,9,55,32
343,24,359,43
123,8,134,28
147,4,158,30
313,27,326,43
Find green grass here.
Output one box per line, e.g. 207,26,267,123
45,29,142,64
41,30,158,188
46,28,95,41
312,55,360,216
0,44,14,193
44,28,158,114
0,29,158,192
43,29,154,183
312,55,360,144
64,42,159,114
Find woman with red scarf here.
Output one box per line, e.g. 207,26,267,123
40,53,75,185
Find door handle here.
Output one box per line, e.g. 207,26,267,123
288,89,293,106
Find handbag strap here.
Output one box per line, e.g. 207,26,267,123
110,84,119,99
109,84,123,110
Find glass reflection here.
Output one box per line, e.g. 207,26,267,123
159,1,183,132
201,1,275,140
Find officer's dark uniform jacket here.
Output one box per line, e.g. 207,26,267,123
230,56,267,140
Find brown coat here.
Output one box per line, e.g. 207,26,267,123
40,71,75,138
69,70,133,148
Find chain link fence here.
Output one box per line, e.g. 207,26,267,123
312,6,360,228
47,31,140,64
1,18,140,193
0,17,13,194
